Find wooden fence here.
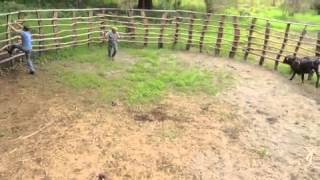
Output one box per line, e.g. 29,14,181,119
0,8,320,70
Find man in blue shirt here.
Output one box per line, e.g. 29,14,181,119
7,25,35,74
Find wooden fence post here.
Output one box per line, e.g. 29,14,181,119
173,16,180,47
141,10,149,47
214,15,225,56
293,25,307,57
17,12,23,63
259,21,270,66
36,11,43,55
158,12,167,48
316,31,320,57
274,23,291,70
199,13,211,53
72,11,77,48
128,11,135,40
6,14,13,66
88,10,93,47
6,14,11,47
244,17,257,60
186,14,195,50
52,11,59,50
229,16,240,58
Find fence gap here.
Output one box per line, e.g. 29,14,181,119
316,31,320,57
158,12,167,48
293,25,307,57
244,17,257,61
229,16,240,58
141,11,149,47
173,16,180,48
214,15,225,56
275,23,291,70
259,21,270,66
72,11,77,48
186,14,195,51
88,10,93,47
199,14,211,53
52,11,59,50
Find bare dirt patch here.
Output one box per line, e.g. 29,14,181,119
1,52,319,180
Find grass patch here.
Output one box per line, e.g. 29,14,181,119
125,48,233,104
41,46,233,105
59,71,106,89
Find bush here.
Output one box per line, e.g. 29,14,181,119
0,1,27,13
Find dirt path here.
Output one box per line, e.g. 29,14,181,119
177,52,320,179
0,52,319,180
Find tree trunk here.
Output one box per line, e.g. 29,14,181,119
204,0,214,13
138,0,153,9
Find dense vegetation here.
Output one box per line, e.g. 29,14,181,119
0,0,319,23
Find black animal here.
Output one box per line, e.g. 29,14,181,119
283,55,320,88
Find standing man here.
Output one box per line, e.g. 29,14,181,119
105,27,120,61
6,25,35,74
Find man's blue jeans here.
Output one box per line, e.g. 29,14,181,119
9,44,35,72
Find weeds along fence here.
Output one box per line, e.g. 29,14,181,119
0,8,320,70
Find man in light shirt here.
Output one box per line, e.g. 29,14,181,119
105,27,120,61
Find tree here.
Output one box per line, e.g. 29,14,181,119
204,0,238,13
204,0,214,13
138,0,153,9
312,0,320,15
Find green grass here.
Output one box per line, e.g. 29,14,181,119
39,46,233,105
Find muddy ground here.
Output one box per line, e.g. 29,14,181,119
0,52,319,180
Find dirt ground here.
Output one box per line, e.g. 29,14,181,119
0,52,319,180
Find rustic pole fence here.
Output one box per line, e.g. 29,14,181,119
173,16,180,48
72,11,78,48
199,14,211,53
244,17,257,61
88,10,93,47
274,23,290,70
293,25,307,57
36,11,43,55
0,8,320,72
229,16,240,58
158,12,167,48
214,15,225,56
52,11,59,50
186,14,195,51
141,11,149,47
259,21,271,66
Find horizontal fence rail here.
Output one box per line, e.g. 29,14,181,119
0,8,320,70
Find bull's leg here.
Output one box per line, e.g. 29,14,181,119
290,72,296,80
301,74,305,84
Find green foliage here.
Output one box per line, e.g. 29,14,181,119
0,1,27,13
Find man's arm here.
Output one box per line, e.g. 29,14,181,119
9,24,22,34
105,31,109,41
